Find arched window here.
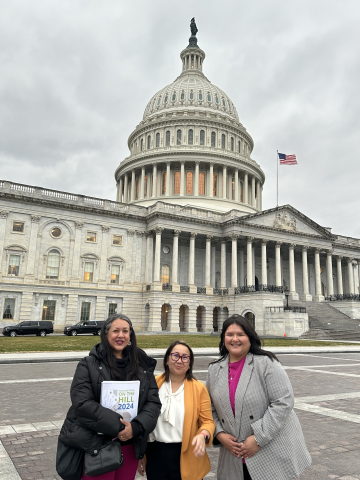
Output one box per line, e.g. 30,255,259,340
188,129,193,145
211,132,216,147
200,130,205,145
161,264,170,285
140,139,143,151
166,130,170,146
222,98,226,107
172,92,176,102
215,95,219,104
147,135,151,149
174,171,180,194
231,137,234,151
177,129,182,145
189,91,194,100
199,172,205,195
199,91,203,101
207,92,212,102
162,172,166,195
157,96,161,105
221,134,226,149
156,132,160,147
164,94,168,104
144,176,148,197
135,178,139,200
213,173,217,196
180,91,185,100
186,171,193,194
232,177,235,200
238,140,241,153
46,250,60,279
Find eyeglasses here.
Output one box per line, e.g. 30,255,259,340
170,353,191,363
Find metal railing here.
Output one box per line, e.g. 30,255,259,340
197,287,206,294
266,306,306,313
180,286,190,293
162,284,172,291
234,285,284,294
146,285,151,291
325,294,360,301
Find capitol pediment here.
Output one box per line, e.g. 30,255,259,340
241,206,333,239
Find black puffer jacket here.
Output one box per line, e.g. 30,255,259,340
59,343,161,459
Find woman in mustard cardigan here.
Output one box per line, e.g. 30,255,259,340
137,340,215,480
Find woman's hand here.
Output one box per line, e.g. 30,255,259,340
118,419,133,442
216,432,243,457
137,458,146,476
192,434,206,458
238,435,260,459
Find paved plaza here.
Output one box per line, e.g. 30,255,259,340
1,352,360,480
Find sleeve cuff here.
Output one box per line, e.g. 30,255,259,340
131,420,145,438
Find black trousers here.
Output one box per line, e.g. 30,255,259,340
146,441,182,480
243,462,252,480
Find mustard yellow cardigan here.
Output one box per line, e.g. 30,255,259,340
152,374,216,480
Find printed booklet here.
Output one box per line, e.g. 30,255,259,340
100,380,140,421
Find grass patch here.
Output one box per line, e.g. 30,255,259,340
0,335,355,353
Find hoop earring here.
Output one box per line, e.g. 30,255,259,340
128,341,132,346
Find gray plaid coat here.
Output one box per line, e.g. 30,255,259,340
207,353,311,480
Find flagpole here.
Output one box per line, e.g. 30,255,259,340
276,150,279,207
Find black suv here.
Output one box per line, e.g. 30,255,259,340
2,321,54,337
64,321,104,336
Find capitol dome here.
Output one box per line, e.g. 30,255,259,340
115,32,265,214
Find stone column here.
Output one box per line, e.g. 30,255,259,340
326,250,334,297
353,262,359,294
98,226,109,287
166,162,170,196
152,164,157,197
145,231,153,284
259,182,263,210
180,161,185,196
209,163,214,198
251,176,256,206
140,167,145,199
118,177,123,203
231,234,238,289
69,221,84,286
172,230,180,292
211,240,216,287
188,232,197,292
220,238,227,288
24,215,41,284
275,242,282,288
194,161,199,196
256,180,261,209
125,230,135,283
0,211,9,277
314,249,324,302
222,165,227,199
261,240,267,287
235,169,239,202
347,258,355,294
247,237,253,288
337,256,343,295
289,244,298,300
357,261,360,294
130,170,136,201
124,174,129,203
239,247,245,287
205,235,213,293
301,247,312,301
153,227,163,285
244,172,248,204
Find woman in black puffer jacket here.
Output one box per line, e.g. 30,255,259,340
58,313,161,480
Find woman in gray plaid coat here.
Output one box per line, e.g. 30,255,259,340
207,314,311,480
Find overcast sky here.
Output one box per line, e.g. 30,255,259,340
1,0,359,237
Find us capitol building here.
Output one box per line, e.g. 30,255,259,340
1,24,360,335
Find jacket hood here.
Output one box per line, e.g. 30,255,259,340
89,343,157,372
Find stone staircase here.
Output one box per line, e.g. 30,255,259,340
288,299,360,340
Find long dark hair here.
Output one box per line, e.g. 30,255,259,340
161,340,195,382
212,314,278,363
100,313,139,380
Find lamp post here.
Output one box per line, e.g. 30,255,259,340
284,286,290,310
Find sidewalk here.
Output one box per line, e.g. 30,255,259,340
1,345,360,363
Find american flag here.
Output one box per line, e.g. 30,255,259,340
278,152,297,165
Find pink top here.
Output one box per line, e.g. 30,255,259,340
228,356,246,416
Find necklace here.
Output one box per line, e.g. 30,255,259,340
229,358,245,382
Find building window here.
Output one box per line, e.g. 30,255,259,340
147,135,151,149
164,94,168,104
8,255,20,276
200,130,205,145
87,232,97,242
222,98,226,107
211,132,216,147
3,298,15,319
188,129,193,145
207,92,211,102
156,132,160,147
80,302,91,321
215,95,219,104
189,90,194,100
144,176,148,197
140,139,143,151
221,134,226,149
238,140,241,153
162,172,167,195
199,91,203,101
46,250,60,279
13,222,24,233
161,264,170,285
108,303,117,316
111,265,120,284
180,91,185,100
199,172,205,195
135,178,139,200
177,129,182,145
51,227,62,238
157,96,161,105
172,92,176,101
174,171,180,194
113,235,122,246
232,177,235,200
231,137,234,151
166,130,170,146
186,171,193,194
213,173,217,196
84,262,94,282
42,300,56,321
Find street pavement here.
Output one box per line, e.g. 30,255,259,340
1,352,360,479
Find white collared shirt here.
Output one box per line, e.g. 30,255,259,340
148,379,185,443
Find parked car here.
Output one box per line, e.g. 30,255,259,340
63,320,104,336
2,321,54,337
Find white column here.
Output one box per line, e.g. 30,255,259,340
326,250,334,297
0,211,9,277
235,169,239,202
152,164,157,197
24,215,41,283
244,172,248,204
239,247,245,287
357,261,360,294
172,230,180,286
188,232,196,287
130,170,136,201
231,235,238,288
261,240,267,287
98,226,109,285
140,167,145,199
275,242,282,287
209,163,214,198
221,239,227,288
347,258,355,294
314,249,324,302
246,237,253,288
337,256,343,295
259,182,263,210
205,235,212,289
194,161,199,196
289,244,298,299
153,228,163,283
222,165,227,199
118,177,123,203
251,176,256,206
301,247,312,301
180,161,185,196
166,162,170,196
145,231,153,284
211,240,216,287
252,245,256,286
256,180,261,209
124,174,128,203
